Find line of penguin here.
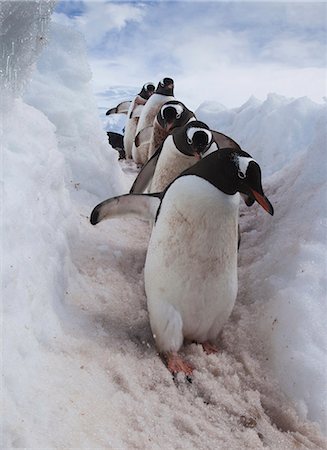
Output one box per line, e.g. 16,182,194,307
98,77,274,378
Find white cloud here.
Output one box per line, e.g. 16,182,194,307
54,1,146,47
54,1,327,109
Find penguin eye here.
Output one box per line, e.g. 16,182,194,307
176,113,181,119
238,170,246,179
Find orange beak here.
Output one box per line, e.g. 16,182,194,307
250,189,274,215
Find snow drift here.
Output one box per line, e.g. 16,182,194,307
2,2,326,447
197,97,327,430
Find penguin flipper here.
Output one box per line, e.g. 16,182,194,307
135,126,153,147
212,130,241,150
130,145,163,193
90,193,161,225
106,101,132,116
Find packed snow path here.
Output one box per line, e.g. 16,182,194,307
63,161,325,449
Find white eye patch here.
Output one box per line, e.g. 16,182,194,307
145,82,155,90
161,103,184,119
237,156,255,178
186,127,212,144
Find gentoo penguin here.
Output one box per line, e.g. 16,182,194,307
90,148,274,376
134,100,196,160
124,82,155,159
130,121,241,194
106,101,132,116
148,100,196,160
132,78,175,166
107,131,125,160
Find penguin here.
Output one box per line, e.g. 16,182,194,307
106,101,132,116
90,148,274,377
147,100,196,160
107,131,125,160
124,82,155,159
145,121,213,194
134,100,195,159
132,78,175,166
130,121,241,194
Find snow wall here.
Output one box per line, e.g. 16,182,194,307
2,2,126,445
1,1,326,445
196,97,327,431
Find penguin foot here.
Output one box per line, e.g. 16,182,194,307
165,352,194,377
201,341,219,355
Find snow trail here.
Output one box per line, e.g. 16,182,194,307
62,162,325,449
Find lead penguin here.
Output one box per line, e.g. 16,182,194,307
90,148,274,377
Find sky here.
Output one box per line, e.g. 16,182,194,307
53,1,327,109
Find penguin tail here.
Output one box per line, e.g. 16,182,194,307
90,193,162,225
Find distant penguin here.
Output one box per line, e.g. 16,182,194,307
130,121,241,194
107,131,125,160
106,101,132,116
132,78,175,166
124,82,155,159
90,148,274,376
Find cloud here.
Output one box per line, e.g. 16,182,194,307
54,1,327,109
54,1,146,47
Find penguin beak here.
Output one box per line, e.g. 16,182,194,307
250,189,274,215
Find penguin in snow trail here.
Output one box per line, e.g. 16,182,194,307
134,100,196,161
124,82,155,159
106,101,132,116
107,131,125,160
90,148,274,377
130,121,241,195
132,78,175,166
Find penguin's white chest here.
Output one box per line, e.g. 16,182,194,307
150,135,197,193
144,176,240,352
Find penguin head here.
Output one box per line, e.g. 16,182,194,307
234,152,274,215
155,78,174,96
181,148,274,215
184,121,213,157
159,101,185,131
140,82,155,99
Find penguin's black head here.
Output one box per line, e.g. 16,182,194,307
219,149,274,215
185,121,213,156
140,82,155,99
160,77,174,88
156,77,174,95
160,101,185,130
183,148,274,215
144,82,155,95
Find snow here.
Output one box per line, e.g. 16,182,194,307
2,2,327,448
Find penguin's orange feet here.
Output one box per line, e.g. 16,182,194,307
201,341,219,355
165,352,194,377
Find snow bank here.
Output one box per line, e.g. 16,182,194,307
24,21,127,201
197,96,327,432
2,2,126,446
196,94,325,176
